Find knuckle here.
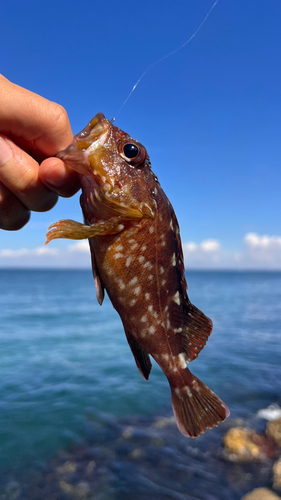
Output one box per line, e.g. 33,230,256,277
50,103,69,133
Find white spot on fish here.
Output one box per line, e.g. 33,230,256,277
114,253,124,260
141,245,147,251
159,266,165,275
173,291,181,305
131,243,139,251
162,354,169,361
128,239,136,244
129,277,138,286
130,299,137,306
170,220,174,231
178,353,187,369
148,274,153,281
144,261,153,270
141,315,147,323
134,286,141,295
138,256,145,263
118,280,125,290
171,253,176,266
161,279,166,286
185,386,193,397
175,388,181,397
174,327,182,333
115,244,124,251
117,224,124,231
148,325,155,334
145,293,150,300
149,226,154,234
126,256,132,267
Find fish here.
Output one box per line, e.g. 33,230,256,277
46,112,229,437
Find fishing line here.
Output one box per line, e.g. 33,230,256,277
113,0,220,121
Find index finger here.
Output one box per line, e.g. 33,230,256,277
0,75,73,156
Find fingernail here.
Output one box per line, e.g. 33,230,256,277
0,136,13,165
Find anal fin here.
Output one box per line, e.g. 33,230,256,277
125,330,152,380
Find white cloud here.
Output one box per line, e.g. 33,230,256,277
0,242,91,268
244,232,281,249
183,238,222,268
183,239,220,254
1,232,281,270
238,232,281,268
183,233,281,269
0,246,59,258
68,240,90,253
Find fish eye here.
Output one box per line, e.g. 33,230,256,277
123,143,139,159
119,140,146,166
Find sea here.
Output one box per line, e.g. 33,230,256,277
0,269,281,499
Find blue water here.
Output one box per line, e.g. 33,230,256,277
0,270,281,474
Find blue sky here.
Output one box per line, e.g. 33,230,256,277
0,0,280,268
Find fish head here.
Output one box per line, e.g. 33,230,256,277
57,113,156,221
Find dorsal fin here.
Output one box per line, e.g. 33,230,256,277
168,203,188,299
168,204,213,362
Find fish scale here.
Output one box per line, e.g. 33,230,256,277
46,112,229,437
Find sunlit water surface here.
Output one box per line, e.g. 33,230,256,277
0,270,281,492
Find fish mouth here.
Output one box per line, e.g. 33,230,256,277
56,113,110,174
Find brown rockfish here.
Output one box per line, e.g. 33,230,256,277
46,113,229,437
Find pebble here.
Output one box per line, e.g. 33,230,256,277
241,487,281,500
223,427,277,462
267,417,281,447
273,458,281,490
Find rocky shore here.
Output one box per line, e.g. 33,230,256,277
1,406,281,500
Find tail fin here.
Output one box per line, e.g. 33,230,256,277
170,369,229,437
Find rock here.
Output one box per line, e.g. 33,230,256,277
85,460,96,476
273,458,281,490
257,404,281,421
129,448,144,459
223,427,278,462
75,482,91,499
241,488,281,500
154,416,175,429
59,480,90,498
56,460,77,475
267,417,281,447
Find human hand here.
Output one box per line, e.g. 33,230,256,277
0,75,80,230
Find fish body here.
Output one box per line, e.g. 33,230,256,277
46,113,229,437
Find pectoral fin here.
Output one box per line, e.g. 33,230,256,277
45,217,124,244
